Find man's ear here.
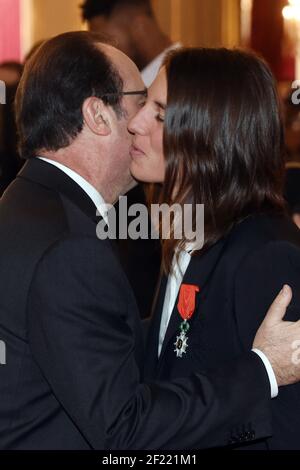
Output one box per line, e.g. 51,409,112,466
82,97,111,136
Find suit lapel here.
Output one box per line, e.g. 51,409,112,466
157,238,227,368
17,159,99,223
144,271,168,378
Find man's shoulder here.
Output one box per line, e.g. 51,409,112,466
0,173,121,268
0,176,69,245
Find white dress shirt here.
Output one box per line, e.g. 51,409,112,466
38,157,108,223
158,249,279,398
142,43,181,87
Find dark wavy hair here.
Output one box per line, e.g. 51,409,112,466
152,48,286,273
15,31,124,159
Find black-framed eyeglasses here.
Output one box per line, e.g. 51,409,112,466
102,89,148,98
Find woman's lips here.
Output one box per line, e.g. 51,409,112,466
130,144,145,158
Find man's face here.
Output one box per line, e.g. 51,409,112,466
100,45,146,196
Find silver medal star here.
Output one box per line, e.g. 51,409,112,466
174,332,188,358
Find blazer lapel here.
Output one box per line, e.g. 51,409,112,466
157,238,227,367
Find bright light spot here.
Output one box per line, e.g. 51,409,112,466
289,0,300,8
283,5,295,20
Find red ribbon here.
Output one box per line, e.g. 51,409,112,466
177,284,200,321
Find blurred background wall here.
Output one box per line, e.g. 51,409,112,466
152,0,240,48
22,0,240,56
30,0,85,47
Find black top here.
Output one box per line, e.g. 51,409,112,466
146,212,300,449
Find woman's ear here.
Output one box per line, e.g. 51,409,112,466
82,97,111,136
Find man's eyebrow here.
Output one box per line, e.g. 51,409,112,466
122,88,147,96
154,101,166,110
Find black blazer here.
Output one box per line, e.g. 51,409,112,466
285,167,300,213
145,213,300,449
0,159,272,450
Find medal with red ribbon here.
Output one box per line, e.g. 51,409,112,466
174,284,200,357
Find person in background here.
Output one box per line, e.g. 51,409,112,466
80,0,180,87
0,61,23,194
0,46,47,197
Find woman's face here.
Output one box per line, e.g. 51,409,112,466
128,67,167,183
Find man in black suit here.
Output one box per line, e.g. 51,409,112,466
0,31,300,450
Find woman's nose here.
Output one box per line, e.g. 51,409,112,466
128,110,147,136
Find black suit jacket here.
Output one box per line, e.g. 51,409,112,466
0,159,272,449
285,167,300,214
145,213,300,449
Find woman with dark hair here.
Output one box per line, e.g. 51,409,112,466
129,48,300,449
